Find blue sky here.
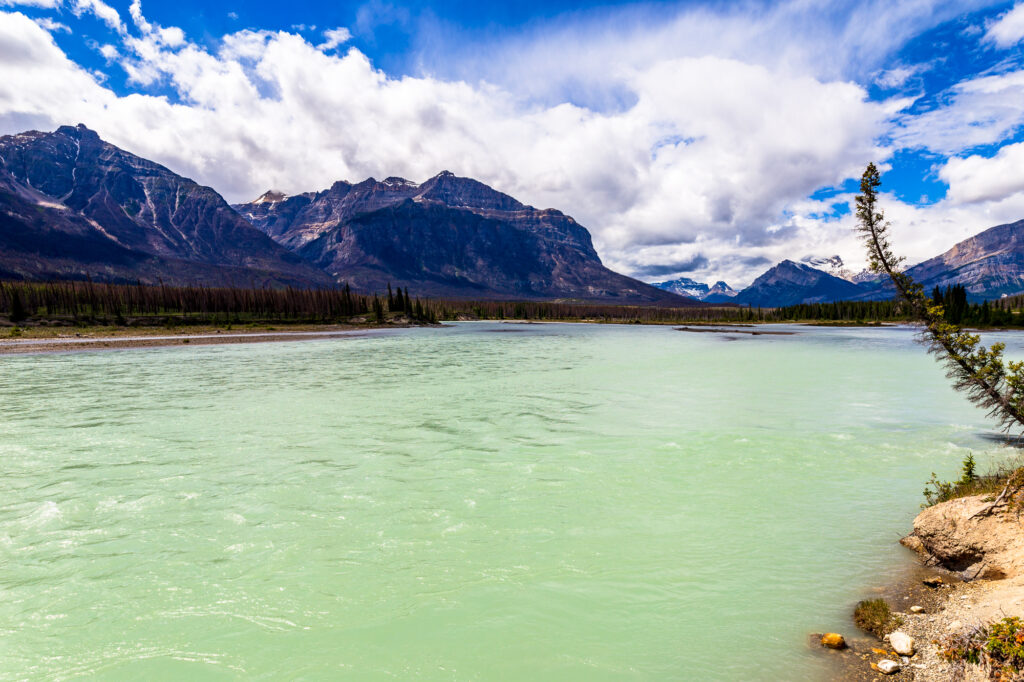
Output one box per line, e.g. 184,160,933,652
2,0,1024,286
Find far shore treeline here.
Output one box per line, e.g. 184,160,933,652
0,280,438,326
2,280,1024,328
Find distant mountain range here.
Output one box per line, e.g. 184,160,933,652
0,125,690,304
3,125,1024,308
673,220,1024,307
650,277,738,303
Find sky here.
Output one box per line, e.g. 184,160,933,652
1,1,1024,287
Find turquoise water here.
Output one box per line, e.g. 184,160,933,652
1,322,1021,680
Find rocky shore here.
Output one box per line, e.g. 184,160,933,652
823,493,1024,680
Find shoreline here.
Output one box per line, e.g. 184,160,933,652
821,492,1024,679
0,323,433,355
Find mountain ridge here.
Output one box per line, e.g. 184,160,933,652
233,171,693,304
0,124,331,287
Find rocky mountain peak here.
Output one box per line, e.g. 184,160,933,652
231,170,686,303
54,123,100,142
734,259,863,306
417,171,525,212
255,190,288,204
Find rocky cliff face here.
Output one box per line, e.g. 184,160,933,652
906,220,1024,300
235,172,692,303
848,220,1024,302
733,259,863,307
0,125,331,287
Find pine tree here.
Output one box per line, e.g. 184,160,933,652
9,289,27,323
855,162,1024,433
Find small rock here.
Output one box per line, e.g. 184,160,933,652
871,647,889,655
820,633,847,649
910,605,925,614
890,631,915,656
923,576,944,587
948,620,963,631
877,659,901,675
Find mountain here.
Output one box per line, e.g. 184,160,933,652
234,172,694,303
799,254,854,281
650,277,706,299
651,277,739,303
702,281,738,303
733,259,863,307
897,219,1024,301
0,125,331,287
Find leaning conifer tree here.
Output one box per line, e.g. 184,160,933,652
855,162,1024,432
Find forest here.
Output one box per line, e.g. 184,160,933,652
1,280,1020,328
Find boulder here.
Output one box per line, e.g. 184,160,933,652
889,631,915,656
877,659,901,675
820,633,847,649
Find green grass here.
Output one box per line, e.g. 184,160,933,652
853,598,903,638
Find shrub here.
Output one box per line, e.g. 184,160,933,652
853,598,903,638
940,617,1024,679
924,455,1024,508
987,617,1024,672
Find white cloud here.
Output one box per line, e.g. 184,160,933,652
985,2,1024,48
33,16,69,32
318,27,351,52
874,63,930,89
0,1,1020,288
892,70,1024,154
941,142,1024,204
70,0,123,33
0,0,60,7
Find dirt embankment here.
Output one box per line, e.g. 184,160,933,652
822,495,1024,680
895,495,1024,680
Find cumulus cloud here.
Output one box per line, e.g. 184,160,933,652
985,2,1024,48
0,1,1020,288
941,142,1024,204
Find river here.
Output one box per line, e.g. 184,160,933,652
2,322,1019,680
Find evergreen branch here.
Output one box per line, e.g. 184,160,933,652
855,163,1024,432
